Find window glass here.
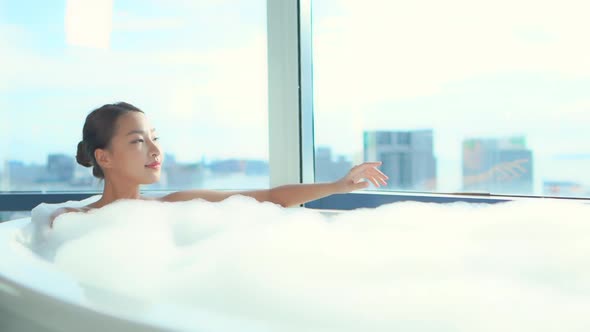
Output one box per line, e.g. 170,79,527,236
313,0,590,197
0,0,268,192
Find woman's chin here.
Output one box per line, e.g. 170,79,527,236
141,174,160,185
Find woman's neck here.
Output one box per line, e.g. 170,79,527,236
91,178,141,208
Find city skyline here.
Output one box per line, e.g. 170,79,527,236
0,152,270,192
462,136,533,194
364,130,437,191
2,131,589,198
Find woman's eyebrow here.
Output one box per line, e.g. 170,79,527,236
126,128,156,136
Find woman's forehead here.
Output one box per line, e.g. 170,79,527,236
116,112,154,133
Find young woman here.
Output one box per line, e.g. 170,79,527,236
49,102,388,227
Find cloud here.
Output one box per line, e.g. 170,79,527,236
65,0,114,49
312,0,590,189
313,0,590,107
0,3,269,162
113,11,186,32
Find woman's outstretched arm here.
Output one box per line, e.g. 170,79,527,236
162,162,388,207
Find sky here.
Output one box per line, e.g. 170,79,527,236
0,0,269,163
1,0,590,193
311,0,590,191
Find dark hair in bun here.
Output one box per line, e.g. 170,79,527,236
76,140,93,167
76,102,144,179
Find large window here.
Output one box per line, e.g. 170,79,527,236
312,0,590,198
0,0,268,193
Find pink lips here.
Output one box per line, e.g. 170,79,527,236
145,162,161,169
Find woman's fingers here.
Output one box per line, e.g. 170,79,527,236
370,167,389,180
371,176,381,187
346,162,389,189
354,163,387,176
357,174,387,188
365,167,388,182
366,166,388,179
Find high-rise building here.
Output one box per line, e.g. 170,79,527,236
462,136,533,194
364,130,436,191
315,147,353,182
5,160,45,190
158,154,204,190
46,154,75,182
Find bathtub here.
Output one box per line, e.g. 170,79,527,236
0,214,303,332
0,216,176,332
3,196,590,332
0,200,327,332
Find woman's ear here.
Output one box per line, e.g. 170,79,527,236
94,148,113,170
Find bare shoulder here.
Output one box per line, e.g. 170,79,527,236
49,206,89,228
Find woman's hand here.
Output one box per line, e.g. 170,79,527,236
334,161,389,193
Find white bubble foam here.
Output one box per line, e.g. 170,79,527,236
20,196,590,331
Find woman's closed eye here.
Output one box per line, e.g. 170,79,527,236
132,137,159,144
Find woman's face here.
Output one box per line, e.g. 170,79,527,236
100,112,164,184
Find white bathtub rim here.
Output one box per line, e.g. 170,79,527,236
0,268,171,332
0,217,283,332
0,217,88,304
0,217,178,331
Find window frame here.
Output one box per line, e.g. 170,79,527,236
1,0,588,214
298,0,590,209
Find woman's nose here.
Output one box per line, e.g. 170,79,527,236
151,147,161,157
149,141,161,157
151,149,161,162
